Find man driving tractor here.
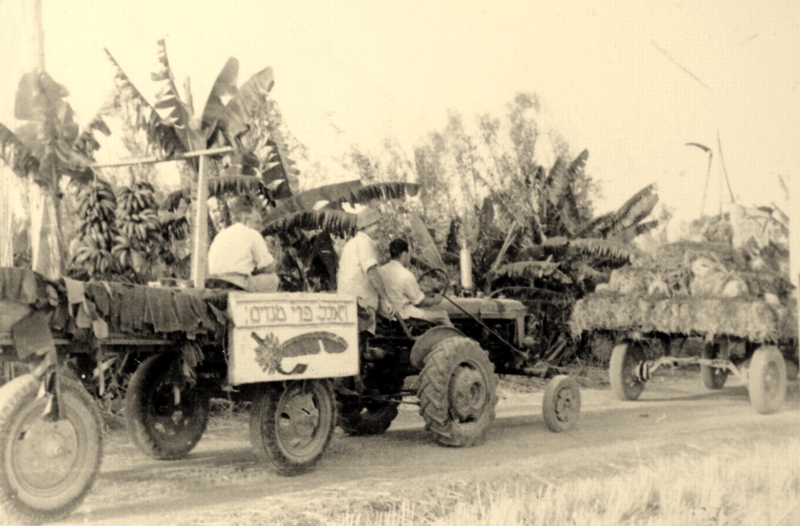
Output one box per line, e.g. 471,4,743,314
379,238,452,327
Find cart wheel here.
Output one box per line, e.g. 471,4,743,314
125,353,210,460
748,346,787,415
609,341,646,401
0,373,102,525
250,379,336,476
542,375,581,432
701,342,729,390
417,337,498,447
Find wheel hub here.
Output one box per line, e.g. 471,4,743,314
763,362,779,393
13,415,79,491
554,387,575,422
277,389,320,450
449,365,486,421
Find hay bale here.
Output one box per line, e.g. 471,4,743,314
571,294,797,343
652,241,749,273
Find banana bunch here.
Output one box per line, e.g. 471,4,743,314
72,179,118,277
116,182,160,246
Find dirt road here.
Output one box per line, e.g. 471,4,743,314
56,373,800,526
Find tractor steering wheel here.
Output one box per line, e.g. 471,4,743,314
417,267,451,297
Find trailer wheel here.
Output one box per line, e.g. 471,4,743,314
0,374,102,525
701,342,729,390
417,337,498,447
748,346,787,415
542,375,581,432
250,379,336,476
338,398,399,436
125,353,210,460
609,341,646,401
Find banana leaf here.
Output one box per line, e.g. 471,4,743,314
223,67,275,140
151,39,203,152
410,212,445,270
262,209,357,237
569,238,640,263
494,260,572,284
201,57,239,137
262,181,419,224
0,123,39,176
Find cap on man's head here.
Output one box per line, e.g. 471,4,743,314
356,208,381,230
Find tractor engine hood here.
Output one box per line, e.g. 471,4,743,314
441,297,527,321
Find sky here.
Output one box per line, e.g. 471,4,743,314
1,0,798,235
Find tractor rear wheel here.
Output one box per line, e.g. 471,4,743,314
417,337,498,447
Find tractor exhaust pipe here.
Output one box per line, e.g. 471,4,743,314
460,248,473,293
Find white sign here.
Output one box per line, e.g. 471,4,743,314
226,292,359,385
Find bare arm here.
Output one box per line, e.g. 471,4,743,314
417,293,443,308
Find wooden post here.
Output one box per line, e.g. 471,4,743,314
191,155,209,288
0,166,13,266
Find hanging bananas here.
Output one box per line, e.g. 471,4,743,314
71,179,119,278
113,181,162,273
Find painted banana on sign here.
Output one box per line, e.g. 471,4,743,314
251,331,349,375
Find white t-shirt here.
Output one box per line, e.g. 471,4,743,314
208,222,274,276
336,231,380,309
378,260,427,319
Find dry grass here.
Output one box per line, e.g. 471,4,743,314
313,439,800,526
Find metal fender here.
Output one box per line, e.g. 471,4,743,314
409,326,467,370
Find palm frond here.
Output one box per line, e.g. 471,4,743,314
494,260,572,284
409,212,445,270
569,238,641,263
575,211,614,238
609,219,659,244
208,175,266,197
262,209,357,237
607,184,659,236
263,181,419,224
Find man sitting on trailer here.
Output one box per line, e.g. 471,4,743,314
337,207,396,336
208,196,279,292
379,238,452,328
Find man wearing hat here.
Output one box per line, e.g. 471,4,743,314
337,207,396,335
208,196,279,292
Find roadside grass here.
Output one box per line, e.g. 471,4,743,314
310,438,800,526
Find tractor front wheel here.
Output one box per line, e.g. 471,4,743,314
417,337,498,447
542,375,581,432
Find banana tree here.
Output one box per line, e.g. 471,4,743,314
103,40,300,281
0,71,111,278
259,179,420,292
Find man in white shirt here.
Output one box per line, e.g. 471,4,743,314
208,196,279,292
336,208,395,335
378,238,452,327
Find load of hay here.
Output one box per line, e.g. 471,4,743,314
570,239,796,343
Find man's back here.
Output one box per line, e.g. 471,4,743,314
337,231,380,309
378,260,425,319
208,222,269,276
